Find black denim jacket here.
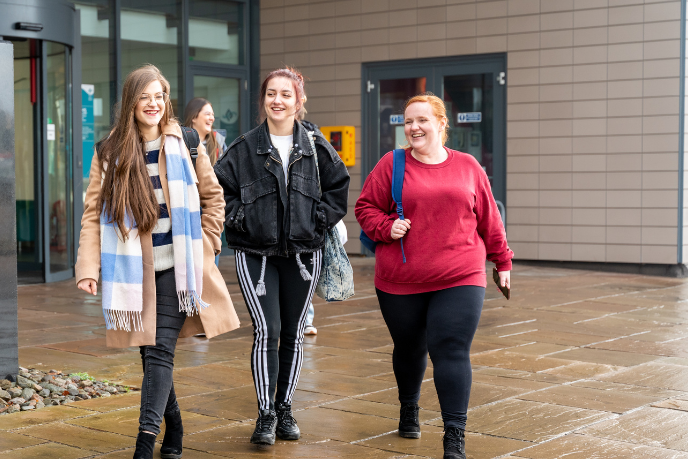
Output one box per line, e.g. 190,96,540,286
214,120,350,257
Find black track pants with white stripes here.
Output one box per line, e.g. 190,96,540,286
235,250,322,411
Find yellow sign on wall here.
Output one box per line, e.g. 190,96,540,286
320,126,355,166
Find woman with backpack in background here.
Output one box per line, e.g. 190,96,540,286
355,93,513,459
75,64,240,459
183,97,226,166
214,67,349,446
183,97,227,268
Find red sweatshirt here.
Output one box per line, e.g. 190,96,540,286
355,148,513,295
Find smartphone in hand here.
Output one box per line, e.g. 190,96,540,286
492,267,510,300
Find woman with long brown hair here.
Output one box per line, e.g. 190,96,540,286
182,97,226,166
75,64,240,459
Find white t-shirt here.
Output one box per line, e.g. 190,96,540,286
270,133,293,181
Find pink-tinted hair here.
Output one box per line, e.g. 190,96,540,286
258,67,307,122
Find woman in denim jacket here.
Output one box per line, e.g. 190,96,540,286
214,67,349,446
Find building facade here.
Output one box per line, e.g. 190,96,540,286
3,0,258,282
260,0,688,274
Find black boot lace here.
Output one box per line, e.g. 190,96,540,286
276,403,297,428
443,427,466,455
255,411,276,432
400,403,420,427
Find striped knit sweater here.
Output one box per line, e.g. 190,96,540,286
145,137,174,271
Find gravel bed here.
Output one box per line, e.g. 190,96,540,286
0,367,136,415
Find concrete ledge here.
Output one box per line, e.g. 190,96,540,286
514,260,688,278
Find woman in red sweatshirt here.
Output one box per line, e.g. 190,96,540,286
355,93,513,459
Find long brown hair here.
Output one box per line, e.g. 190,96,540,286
98,64,175,239
183,97,218,165
258,67,307,123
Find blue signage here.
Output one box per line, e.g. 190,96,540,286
457,112,482,123
82,84,95,179
390,114,404,125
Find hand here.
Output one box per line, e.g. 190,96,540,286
77,278,98,295
498,270,510,290
196,142,206,156
391,218,411,240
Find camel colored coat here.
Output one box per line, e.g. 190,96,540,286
75,123,240,348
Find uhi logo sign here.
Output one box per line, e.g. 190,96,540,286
457,112,482,123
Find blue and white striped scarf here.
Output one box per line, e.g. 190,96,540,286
100,134,208,332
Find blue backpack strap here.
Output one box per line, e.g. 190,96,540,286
391,149,407,263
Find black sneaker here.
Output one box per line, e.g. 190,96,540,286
443,426,466,459
250,409,277,445
275,402,301,440
398,403,421,438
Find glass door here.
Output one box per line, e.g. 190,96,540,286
191,74,244,148
14,40,42,278
363,55,507,230
44,41,73,280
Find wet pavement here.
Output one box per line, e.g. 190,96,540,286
5,257,688,458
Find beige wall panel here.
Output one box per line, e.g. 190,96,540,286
506,224,539,241
540,225,572,243
539,190,573,207
608,5,644,25
573,192,608,209
574,27,608,47
572,226,606,244
540,172,573,189
606,244,641,263
510,242,538,258
642,208,677,227
573,63,608,82
607,153,642,171
540,30,574,49
643,152,678,171
607,99,641,118
607,226,641,244
607,61,643,81
572,244,606,262
574,208,606,225
538,243,572,261
607,208,641,227
508,155,539,172
644,21,681,41
509,138,540,155
540,207,573,225
572,171,606,189
507,207,539,224
643,97,680,116
642,245,676,264
607,190,641,207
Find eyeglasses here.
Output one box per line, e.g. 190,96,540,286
139,92,168,105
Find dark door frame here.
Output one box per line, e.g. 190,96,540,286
361,53,507,209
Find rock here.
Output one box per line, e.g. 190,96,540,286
68,388,79,396
61,399,72,405
44,384,61,393
21,388,35,400
33,384,42,392
0,390,10,401
81,380,93,387
8,398,25,405
104,386,118,394
0,380,11,390
16,376,33,389
7,404,20,413
8,388,22,398
20,405,34,411
39,389,50,398
35,401,45,409
53,378,66,387
66,383,78,391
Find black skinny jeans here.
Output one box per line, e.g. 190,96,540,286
139,268,186,435
376,285,485,430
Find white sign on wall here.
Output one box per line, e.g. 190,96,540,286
390,114,404,125
457,112,482,123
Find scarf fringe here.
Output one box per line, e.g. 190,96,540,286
177,290,210,316
103,309,144,332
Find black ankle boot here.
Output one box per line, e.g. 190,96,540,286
443,427,466,459
250,409,277,445
161,410,183,459
398,403,421,438
275,402,300,440
133,432,156,459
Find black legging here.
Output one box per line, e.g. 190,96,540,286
376,285,485,430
